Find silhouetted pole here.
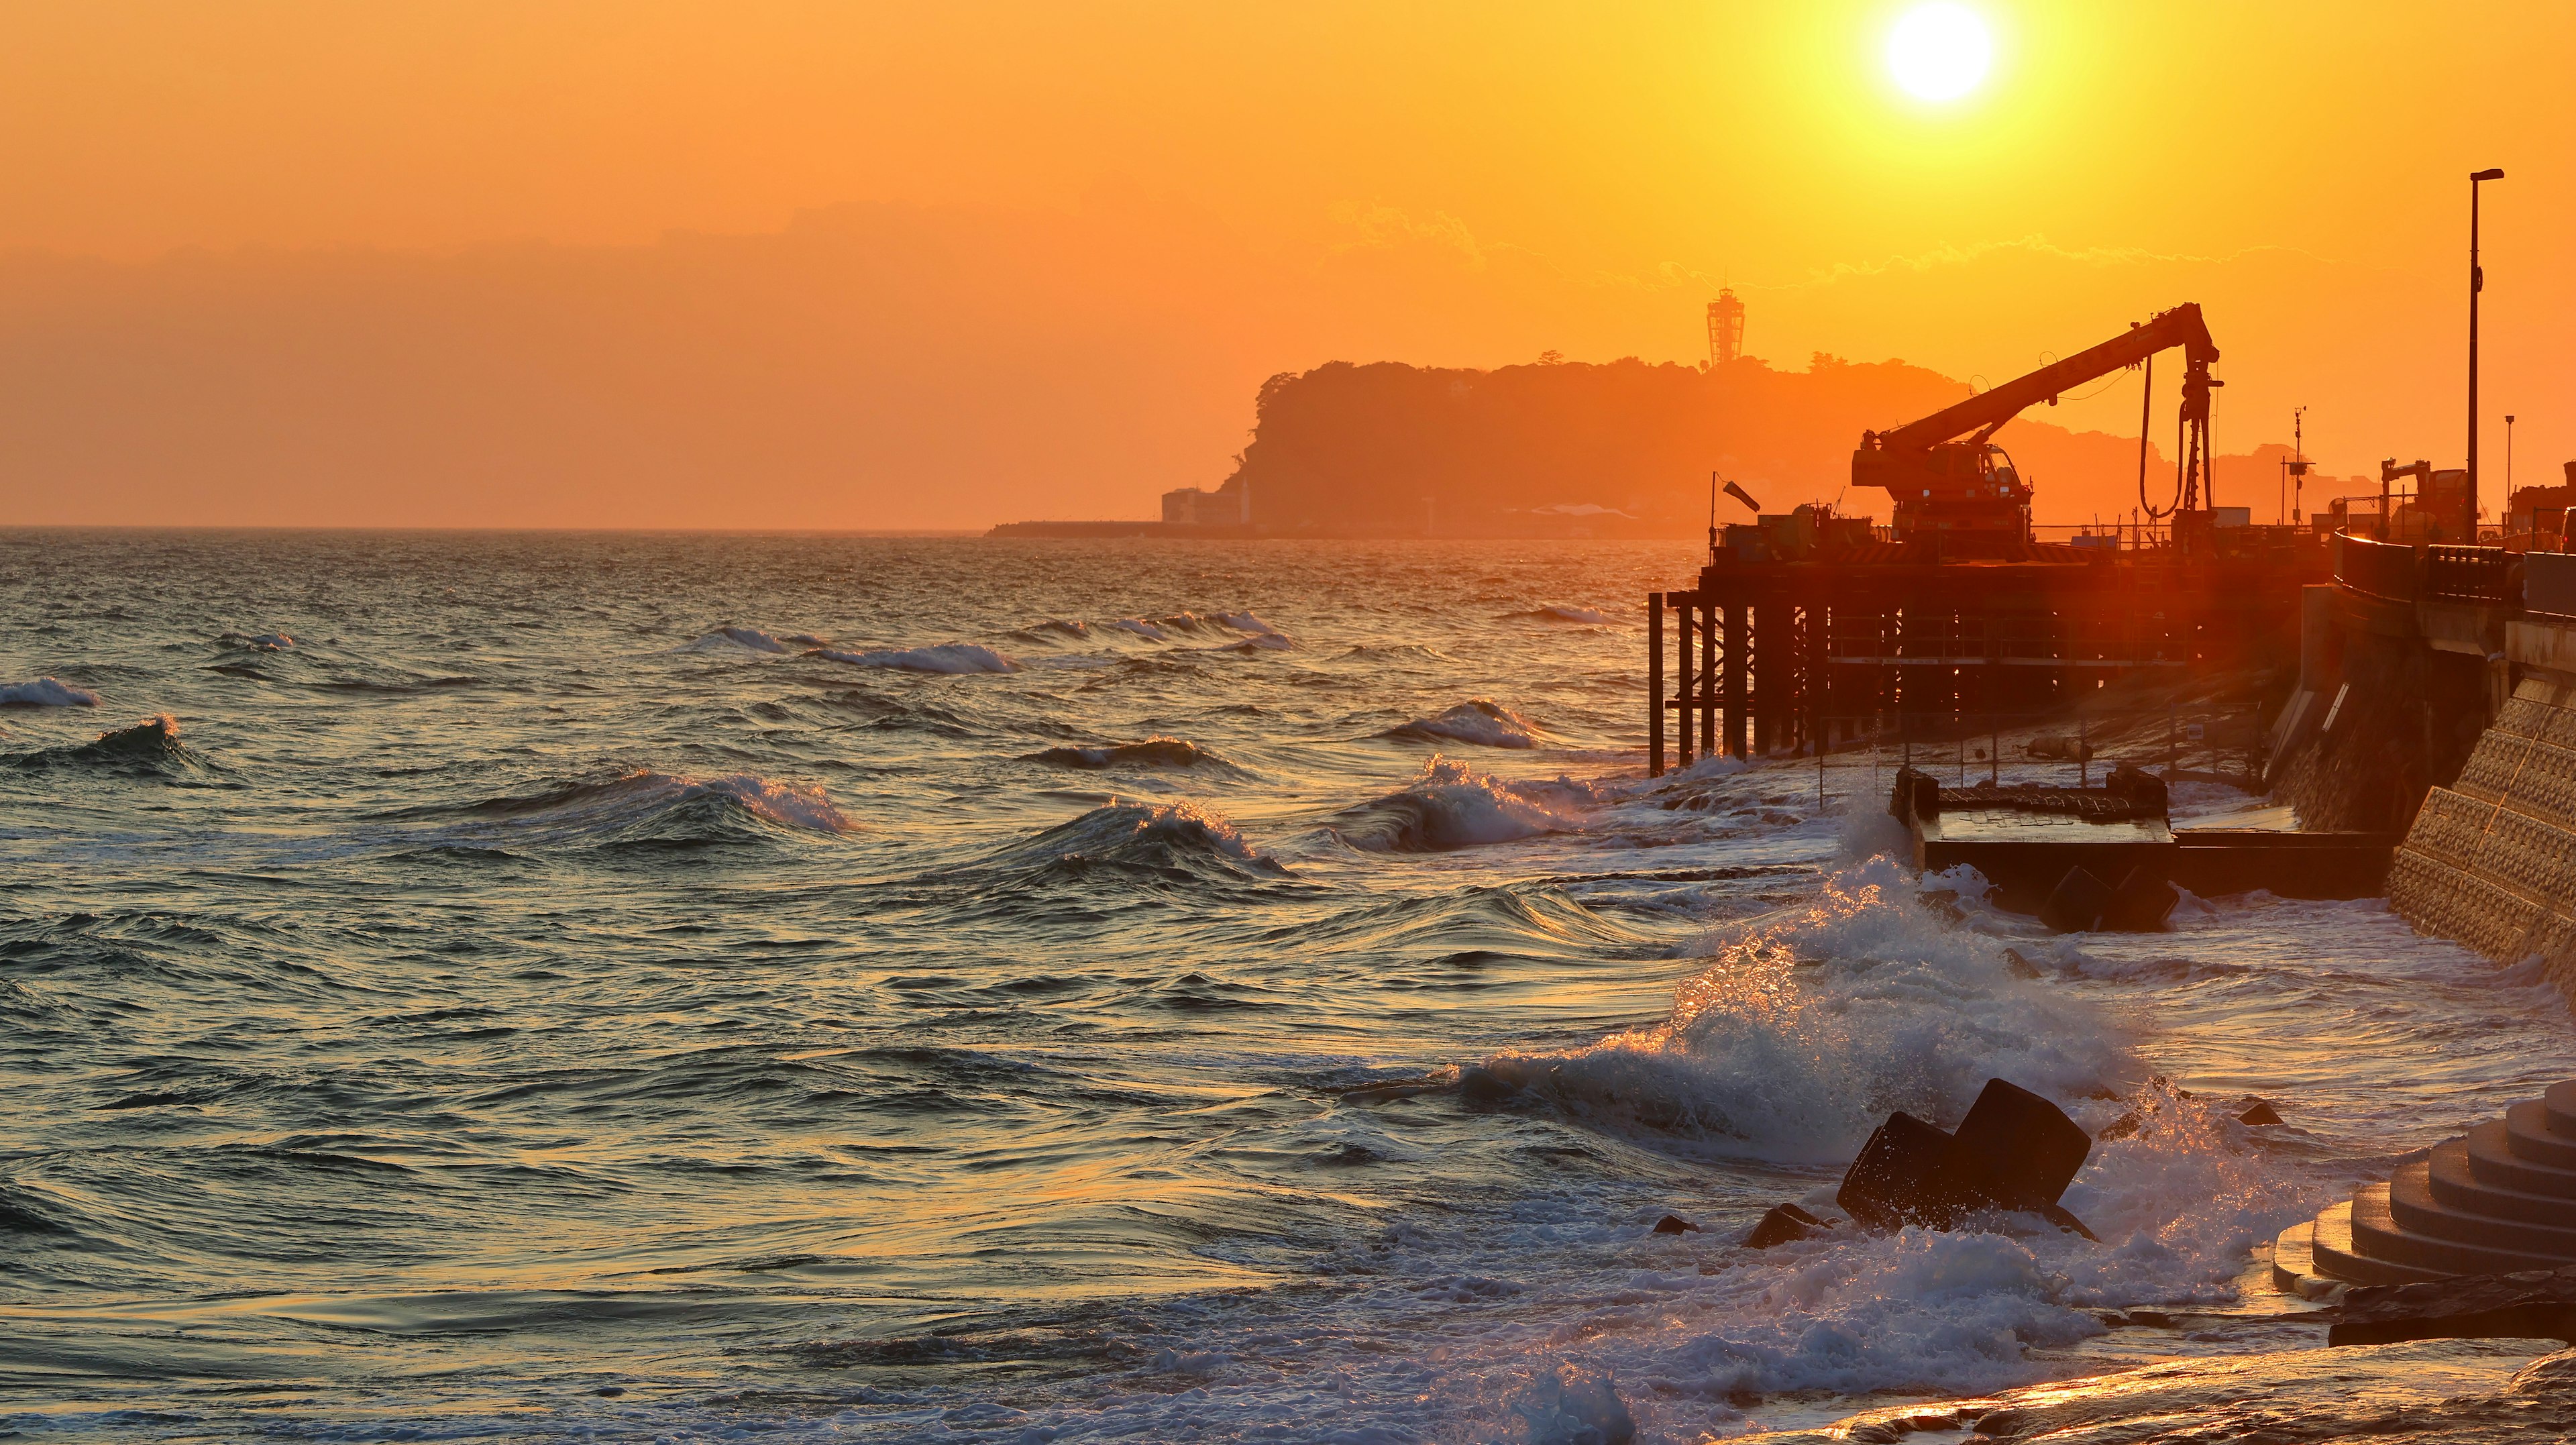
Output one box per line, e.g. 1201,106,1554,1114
2470,168,2504,543
1647,593,1664,777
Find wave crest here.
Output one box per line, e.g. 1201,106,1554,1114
815,644,1018,674
1507,604,1610,625
389,769,854,845
1474,855,2129,1159
12,714,209,778
1024,737,1232,771
980,800,1285,877
0,678,100,707
1330,757,1588,851
1383,699,1547,749
690,626,835,653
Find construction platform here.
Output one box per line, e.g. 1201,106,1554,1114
1646,531,2326,773
1889,764,2395,921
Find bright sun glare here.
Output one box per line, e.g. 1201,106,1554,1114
1886,3,1991,101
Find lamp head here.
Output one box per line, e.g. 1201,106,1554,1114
2473,168,2506,181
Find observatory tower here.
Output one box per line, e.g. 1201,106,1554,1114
1706,288,1746,366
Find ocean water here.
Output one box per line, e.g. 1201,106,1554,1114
2,530,2572,1444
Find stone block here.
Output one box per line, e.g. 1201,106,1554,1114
1837,1112,1959,1230
2102,867,2178,932
1941,1077,2094,1214
2039,866,2112,932
1739,1203,1828,1248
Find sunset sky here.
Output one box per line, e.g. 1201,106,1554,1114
1,2,2568,529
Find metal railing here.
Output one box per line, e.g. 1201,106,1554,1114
1652,707,2273,811
2425,545,2512,605
2331,532,2420,602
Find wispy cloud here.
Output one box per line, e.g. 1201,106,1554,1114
1746,235,2353,293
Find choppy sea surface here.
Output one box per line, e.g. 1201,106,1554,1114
3,531,2573,1444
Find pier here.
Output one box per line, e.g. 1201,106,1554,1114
1646,525,2322,774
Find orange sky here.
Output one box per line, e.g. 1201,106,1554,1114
1,2,2569,528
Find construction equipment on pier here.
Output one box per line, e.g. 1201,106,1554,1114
1852,303,2220,556
1645,304,2326,775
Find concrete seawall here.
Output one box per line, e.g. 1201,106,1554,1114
2389,675,2576,992
2265,542,2576,994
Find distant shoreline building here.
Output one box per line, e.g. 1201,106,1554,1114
1161,476,1251,525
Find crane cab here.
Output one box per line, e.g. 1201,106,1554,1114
1851,439,2033,551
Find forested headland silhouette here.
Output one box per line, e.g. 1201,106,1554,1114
1224,355,2335,537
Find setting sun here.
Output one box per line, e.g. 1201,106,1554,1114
1887,2,1992,101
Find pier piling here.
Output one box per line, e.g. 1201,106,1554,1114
1646,592,1664,777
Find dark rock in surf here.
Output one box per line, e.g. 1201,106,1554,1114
1740,1203,1830,1248
2239,1099,2285,1126
1943,1077,2093,1214
1653,1213,1702,1236
1835,1078,2094,1237
1837,1111,1960,1230
2039,865,2113,932
2330,1265,2576,1346
2103,865,2180,932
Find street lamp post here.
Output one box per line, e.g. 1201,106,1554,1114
2470,167,2504,543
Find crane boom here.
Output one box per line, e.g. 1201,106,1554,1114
1852,303,2222,555
1876,305,2217,455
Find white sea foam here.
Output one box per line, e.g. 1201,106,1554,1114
0,678,101,707
814,643,1020,674
1477,854,2133,1160
1387,698,1548,749
1670,753,1752,782
1108,617,1171,641
1333,755,1590,851
684,773,855,833
1216,610,1283,636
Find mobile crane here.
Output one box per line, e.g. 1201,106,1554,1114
1852,303,2221,553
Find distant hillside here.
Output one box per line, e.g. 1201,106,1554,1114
1221,356,2245,537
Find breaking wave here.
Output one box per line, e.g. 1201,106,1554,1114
1013,619,1094,643
1509,604,1611,625
383,769,855,845
1216,610,1283,636
1024,737,1232,771
691,626,833,653
815,644,1019,674
11,715,210,778
975,800,1285,877
1330,757,1590,851
1470,855,2131,1159
1383,699,1548,749
0,678,99,707
1213,632,1295,653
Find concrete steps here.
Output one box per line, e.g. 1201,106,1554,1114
2461,1119,2576,1198
2294,1080,2576,1287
